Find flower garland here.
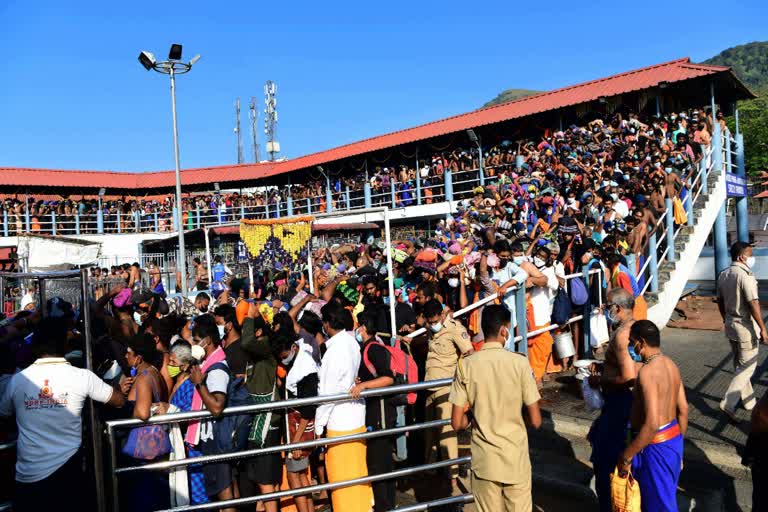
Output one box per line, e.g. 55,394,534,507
240,216,314,271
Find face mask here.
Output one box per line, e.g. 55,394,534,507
322,326,329,337
498,258,509,269
447,278,459,288
513,256,526,265
533,257,546,268
281,349,297,366
167,365,182,378
746,256,756,268
584,252,593,261
665,167,673,174
430,322,443,333
568,198,575,204
217,324,227,340
383,296,390,305
133,311,143,326
607,307,620,325
129,366,137,377
628,343,643,363
355,330,364,343
653,162,661,169
191,342,207,361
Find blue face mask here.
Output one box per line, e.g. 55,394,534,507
355,331,364,343
628,343,643,363
383,296,390,305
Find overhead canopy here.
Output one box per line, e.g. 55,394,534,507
16,234,101,272
1,57,754,192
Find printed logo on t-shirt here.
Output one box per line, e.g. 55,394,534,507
24,379,69,409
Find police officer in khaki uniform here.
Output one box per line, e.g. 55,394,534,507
450,304,541,511
422,299,474,493
717,241,768,419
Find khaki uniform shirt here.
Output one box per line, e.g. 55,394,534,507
718,262,760,342
449,342,540,484
425,317,473,383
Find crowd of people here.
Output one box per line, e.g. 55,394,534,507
0,107,729,237
0,106,763,512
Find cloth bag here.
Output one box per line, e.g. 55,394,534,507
610,468,641,512
673,197,688,225
122,375,171,460
589,311,610,348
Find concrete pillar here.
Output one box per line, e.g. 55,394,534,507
116,210,121,234
364,182,372,209
665,198,675,262
326,177,333,213
478,143,485,187
172,207,178,231
75,211,80,235
134,211,140,233
265,199,270,219
700,144,709,195
2,210,8,237
51,212,57,236
97,206,104,234
648,230,659,293
287,195,294,217
345,185,351,210
306,198,312,214
684,179,694,227
391,176,397,209
240,204,245,220
444,169,454,202
195,207,201,229
24,203,30,232
154,212,159,232
735,132,749,243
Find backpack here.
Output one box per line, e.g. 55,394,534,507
200,362,255,455
569,275,589,306
362,338,418,405
551,287,573,326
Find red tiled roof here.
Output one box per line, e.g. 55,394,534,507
1,57,753,190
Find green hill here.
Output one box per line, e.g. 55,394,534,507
482,89,541,108
703,41,768,174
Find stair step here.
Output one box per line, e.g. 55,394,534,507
659,262,676,273
659,270,671,281
646,297,658,308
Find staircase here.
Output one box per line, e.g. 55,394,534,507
646,145,728,329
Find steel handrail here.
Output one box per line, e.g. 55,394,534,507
115,418,450,474
106,377,453,429
156,456,471,512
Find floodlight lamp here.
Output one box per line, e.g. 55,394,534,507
214,182,221,192
98,188,106,197
598,96,607,103
169,44,183,60
138,51,156,71
658,81,668,89
189,54,201,66
466,129,479,143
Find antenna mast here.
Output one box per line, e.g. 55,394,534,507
234,98,243,164
249,97,260,162
264,80,279,161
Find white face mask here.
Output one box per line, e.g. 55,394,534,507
281,347,297,366
429,322,443,333
447,278,460,288
133,311,143,326
533,257,546,268
191,344,206,361
513,256,526,265
745,256,756,269
217,324,227,340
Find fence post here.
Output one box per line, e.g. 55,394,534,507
684,178,693,227
345,186,351,210
97,207,104,234
326,177,333,214
648,230,659,293
24,205,30,232
265,199,270,219
2,210,8,237
444,169,454,202
276,199,281,218
240,204,245,220
217,208,223,225
287,195,294,217
172,207,178,231
514,286,527,355
51,212,57,236
195,207,201,229
134,211,140,233
75,211,80,235
364,182,372,209
306,198,312,214
478,143,485,187
391,177,397,209
665,198,675,262
154,212,159,232
116,210,121,234
735,131,749,243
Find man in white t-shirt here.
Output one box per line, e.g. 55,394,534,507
19,285,36,311
0,317,125,511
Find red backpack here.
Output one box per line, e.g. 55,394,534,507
362,337,419,405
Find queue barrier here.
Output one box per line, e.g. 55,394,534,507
105,266,602,511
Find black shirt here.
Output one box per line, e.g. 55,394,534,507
358,338,396,429
395,302,416,334
223,338,249,377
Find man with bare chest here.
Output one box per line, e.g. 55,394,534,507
618,320,688,512
587,289,638,512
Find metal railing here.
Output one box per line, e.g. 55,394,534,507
103,266,601,511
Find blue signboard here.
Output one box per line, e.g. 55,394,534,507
725,173,747,197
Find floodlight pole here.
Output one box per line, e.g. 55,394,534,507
168,67,189,297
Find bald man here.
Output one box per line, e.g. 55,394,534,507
587,288,639,512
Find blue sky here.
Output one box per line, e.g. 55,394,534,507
1,0,766,173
